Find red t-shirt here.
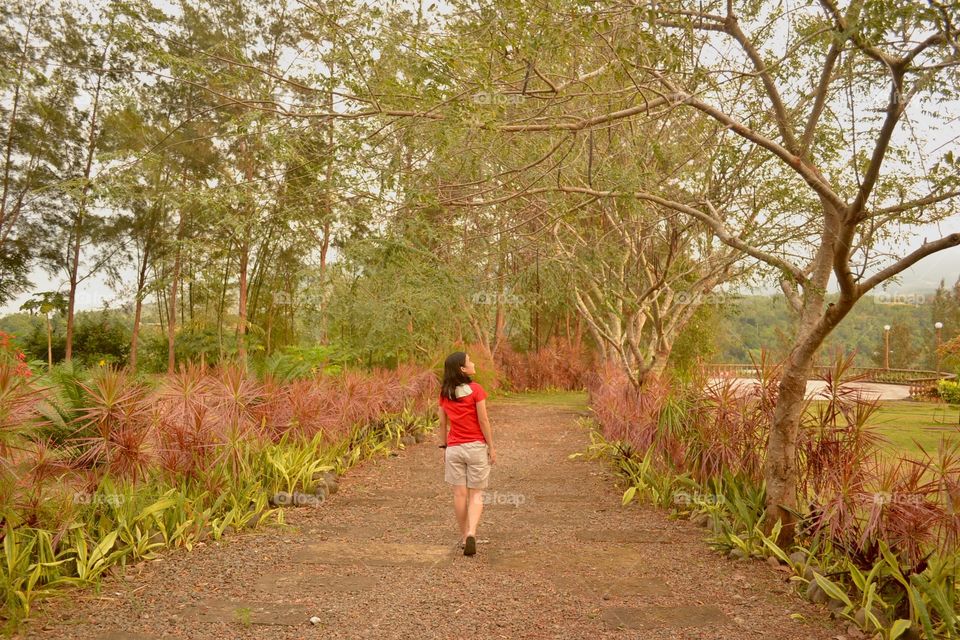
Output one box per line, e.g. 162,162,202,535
439,382,488,446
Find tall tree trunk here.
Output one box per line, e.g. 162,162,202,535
130,295,144,371
317,61,335,345
129,243,151,370
764,206,848,543
65,242,81,362
573,315,583,349
265,299,273,355
236,135,255,367
764,316,845,543
317,219,331,344
218,256,229,359
154,265,165,337
45,313,52,369
769,307,857,530
491,217,507,356
237,233,250,364
493,299,506,356
180,268,186,326
248,221,278,334
543,317,557,345
167,210,186,374
188,261,194,323
65,64,105,362
533,249,540,351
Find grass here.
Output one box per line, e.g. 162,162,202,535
493,389,588,409
805,399,960,456
869,400,960,456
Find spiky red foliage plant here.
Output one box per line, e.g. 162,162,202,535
584,361,679,465
246,365,438,444
5,360,440,537
153,362,221,480
685,375,768,483
495,336,594,392
0,363,45,474
8,437,73,529
208,363,266,440
588,348,960,568
70,366,155,483
394,364,440,416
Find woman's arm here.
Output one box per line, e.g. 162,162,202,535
476,400,496,464
439,406,449,445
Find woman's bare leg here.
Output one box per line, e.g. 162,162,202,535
453,484,469,541
466,488,484,536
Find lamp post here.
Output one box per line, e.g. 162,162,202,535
935,321,944,378
883,325,891,370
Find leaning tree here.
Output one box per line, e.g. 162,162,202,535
596,0,960,541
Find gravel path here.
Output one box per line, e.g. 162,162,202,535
20,398,849,639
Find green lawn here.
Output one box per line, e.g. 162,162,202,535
492,389,589,409
867,401,960,457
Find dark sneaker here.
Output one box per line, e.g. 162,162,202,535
464,535,476,556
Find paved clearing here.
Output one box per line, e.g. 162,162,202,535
22,399,847,639
722,377,912,400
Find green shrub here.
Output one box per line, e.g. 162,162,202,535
251,344,348,382
13,311,131,368
937,379,960,404
138,326,244,373
72,312,131,367
21,318,66,364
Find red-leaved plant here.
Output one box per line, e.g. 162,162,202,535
587,349,960,572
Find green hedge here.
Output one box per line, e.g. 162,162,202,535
937,379,960,404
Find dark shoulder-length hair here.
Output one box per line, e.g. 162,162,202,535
440,351,472,402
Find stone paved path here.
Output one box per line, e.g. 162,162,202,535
22,396,847,639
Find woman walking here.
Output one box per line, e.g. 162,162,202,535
438,351,496,556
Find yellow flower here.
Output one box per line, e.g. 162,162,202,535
98,359,106,366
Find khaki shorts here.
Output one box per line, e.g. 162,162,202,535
444,441,490,489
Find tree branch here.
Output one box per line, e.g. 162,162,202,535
508,183,808,284
870,189,960,217
723,14,799,152
658,88,847,213
857,233,960,294
799,41,842,156
849,65,906,215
